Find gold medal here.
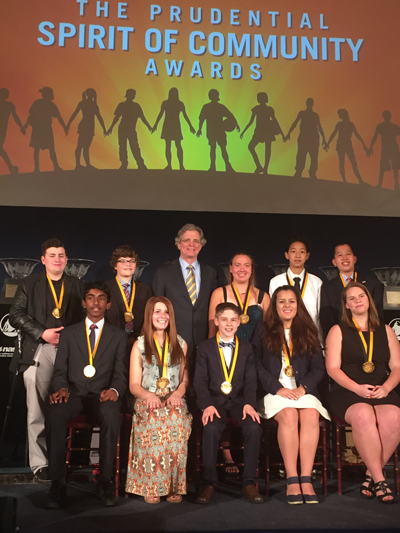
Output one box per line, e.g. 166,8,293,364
156,377,170,389
240,314,249,324
284,365,294,378
116,277,136,323
84,364,96,378
124,311,134,322
220,381,233,395
52,307,63,319
231,283,251,324
352,318,374,375
362,361,375,373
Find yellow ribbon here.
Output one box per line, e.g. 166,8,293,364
46,274,64,312
340,272,358,287
153,333,169,379
282,338,293,369
115,276,136,314
85,319,104,367
231,282,251,316
287,272,308,300
352,317,374,364
216,332,239,385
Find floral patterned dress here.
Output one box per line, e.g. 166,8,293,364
125,335,192,497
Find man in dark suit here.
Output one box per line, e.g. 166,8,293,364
44,281,127,509
320,243,384,339
9,238,83,481
152,223,217,376
194,302,263,504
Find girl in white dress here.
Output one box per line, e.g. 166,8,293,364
252,285,330,504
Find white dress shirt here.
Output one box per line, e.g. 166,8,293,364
269,268,323,340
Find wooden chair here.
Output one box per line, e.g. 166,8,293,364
262,417,329,496
333,415,399,495
65,414,122,497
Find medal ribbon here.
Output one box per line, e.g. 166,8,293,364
216,332,239,385
153,333,169,379
85,319,104,367
231,282,251,316
352,318,373,364
287,272,308,299
46,274,64,311
340,272,358,287
115,276,136,314
282,337,293,370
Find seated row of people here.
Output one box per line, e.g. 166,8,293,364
36,281,400,508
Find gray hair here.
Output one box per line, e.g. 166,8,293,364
174,223,207,246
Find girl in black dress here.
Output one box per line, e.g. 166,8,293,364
326,282,400,504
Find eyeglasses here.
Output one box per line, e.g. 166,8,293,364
181,239,201,245
117,259,136,264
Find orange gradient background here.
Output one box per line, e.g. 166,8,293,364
1,0,399,188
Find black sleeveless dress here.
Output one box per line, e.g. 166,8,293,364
222,286,264,341
328,322,400,420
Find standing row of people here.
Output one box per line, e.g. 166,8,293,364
8,224,400,509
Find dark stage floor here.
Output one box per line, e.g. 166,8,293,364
0,476,399,533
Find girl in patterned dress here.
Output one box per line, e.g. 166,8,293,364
125,296,192,503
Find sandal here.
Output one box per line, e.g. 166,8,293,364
286,476,303,505
373,480,395,504
144,496,160,504
360,474,374,499
300,476,318,504
166,494,182,503
224,462,240,480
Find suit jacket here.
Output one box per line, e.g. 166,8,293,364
319,269,384,340
51,321,127,398
251,322,325,400
9,271,84,372
105,278,152,339
194,336,257,411
152,258,217,355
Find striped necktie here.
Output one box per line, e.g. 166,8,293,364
186,265,197,305
122,283,134,332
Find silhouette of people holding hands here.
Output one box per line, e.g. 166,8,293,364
66,88,106,170
0,88,25,174
367,111,400,189
284,98,326,179
325,109,367,184
24,87,67,172
240,92,283,175
106,89,151,170
152,88,195,171
197,89,239,172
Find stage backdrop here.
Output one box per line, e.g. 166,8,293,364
1,0,400,216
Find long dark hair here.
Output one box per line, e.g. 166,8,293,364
142,296,184,365
340,282,380,331
264,285,320,356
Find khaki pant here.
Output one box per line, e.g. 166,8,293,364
23,344,56,473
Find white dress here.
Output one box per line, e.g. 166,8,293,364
258,330,330,420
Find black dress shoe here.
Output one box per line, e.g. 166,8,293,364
44,480,66,509
242,484,264,503
96,477,117,507
196,485,214,504
35,467,51,483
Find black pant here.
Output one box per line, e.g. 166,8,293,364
45,394,120,480
201,404,262,487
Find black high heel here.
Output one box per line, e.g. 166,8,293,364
300,476,319,504
360,474,374,499
286,477,303,505
373,480,395,504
